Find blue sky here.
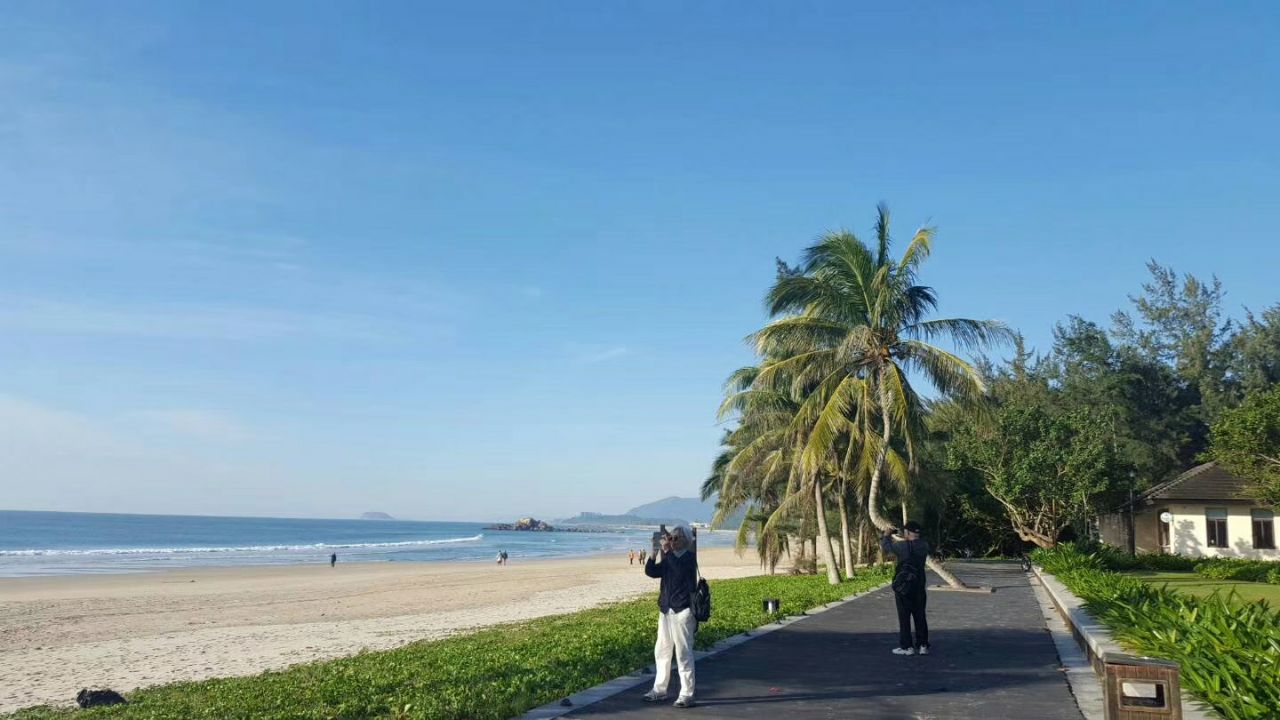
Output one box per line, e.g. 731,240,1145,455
2,2,1278,521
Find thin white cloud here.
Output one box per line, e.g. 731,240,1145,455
0,297,391,342
0,394,273,515
571,344,630,364
125,409,249,443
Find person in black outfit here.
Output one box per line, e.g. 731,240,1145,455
881,520,930,656
329,552,337,568
641,523,698,708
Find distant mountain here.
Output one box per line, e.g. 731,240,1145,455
558,496,745,529
557,511,687,527
360,511,395,520
625,496,715,523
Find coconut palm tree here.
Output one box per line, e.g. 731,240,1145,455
709,359,845,584
754,204,1013,588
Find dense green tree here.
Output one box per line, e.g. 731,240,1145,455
1047,316,1201,489
945,373,1122,548
1111,261,1238,419
1234,305,1280,396
1209,386,1280,505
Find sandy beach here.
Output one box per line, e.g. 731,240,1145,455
0,547,764,713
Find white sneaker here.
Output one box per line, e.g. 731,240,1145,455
918,646,930,655
892,647,915,656
642,691,668,702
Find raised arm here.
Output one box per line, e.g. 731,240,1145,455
879,530,902,560
644,552,663,578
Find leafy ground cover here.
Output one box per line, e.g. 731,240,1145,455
1125,570,1280,604
7,567,891,720
1033,544,1280,720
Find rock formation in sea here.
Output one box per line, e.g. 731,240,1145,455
485,517,554,531
360,511,395,520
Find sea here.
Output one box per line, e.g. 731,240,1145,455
0,510,733,578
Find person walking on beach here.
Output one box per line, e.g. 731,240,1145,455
881,521,930,656
642,523,698,708
329,553,336,568
629,549,635,565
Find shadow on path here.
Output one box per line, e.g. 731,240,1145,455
564,562,1081,720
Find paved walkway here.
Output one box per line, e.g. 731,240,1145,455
565,562,1083,720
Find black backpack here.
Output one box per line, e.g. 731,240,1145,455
891,541,923,596
693,567,712,622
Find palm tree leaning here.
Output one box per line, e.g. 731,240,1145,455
755,204,1013,589
711,360,844,584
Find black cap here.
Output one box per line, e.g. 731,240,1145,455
903,521,924,533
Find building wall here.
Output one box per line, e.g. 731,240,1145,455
1100,503,1279,559
1098,512,1128,549
1161,503,1279,560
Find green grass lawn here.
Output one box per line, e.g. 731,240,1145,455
1125,570,1280,605
6,567,891,720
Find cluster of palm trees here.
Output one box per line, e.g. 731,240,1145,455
702,205,1012,586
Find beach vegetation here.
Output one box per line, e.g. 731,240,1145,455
5,569,890,720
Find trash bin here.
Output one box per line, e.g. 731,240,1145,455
1102,652,1181,719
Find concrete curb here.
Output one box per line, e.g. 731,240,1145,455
1031,565,1220,720
514,580,892,720
1027,569,1105,720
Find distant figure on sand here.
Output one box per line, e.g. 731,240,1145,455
629,549,636,565
642,523,697,708
639,549,646,564
329,553,336,568
881,521,930,656
501,550,508,565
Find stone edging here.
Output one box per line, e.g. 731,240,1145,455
514,581,891,720
1031,565,1219,720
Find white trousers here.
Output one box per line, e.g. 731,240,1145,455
652,608,696,698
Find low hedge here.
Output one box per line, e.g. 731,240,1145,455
1089,544,1200,572
1087,544,1279,583
6,567,892,720
1033,544,1280,720
1194,557,1280,584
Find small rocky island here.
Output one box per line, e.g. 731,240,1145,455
486,517,554,532
360,511,395,520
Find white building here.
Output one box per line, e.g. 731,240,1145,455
1099,462,1277,560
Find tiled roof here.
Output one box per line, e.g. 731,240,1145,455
1136,461,1253,503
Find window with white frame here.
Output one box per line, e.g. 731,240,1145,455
1206,507,1228,548
1252,509,1276,550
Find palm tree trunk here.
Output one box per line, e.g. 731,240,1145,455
812,480,841,584
837,490,855,577
855,516,866,566
870,371,967,589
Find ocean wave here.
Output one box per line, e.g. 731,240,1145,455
0,534,485,557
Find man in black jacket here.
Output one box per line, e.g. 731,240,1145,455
881,520,930,656
641,523,697,708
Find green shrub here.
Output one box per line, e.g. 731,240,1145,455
1195,557,1278,583
1130,552,1200,572
1080,543,1199,573
1032,544,1280,720
4,567,892,720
